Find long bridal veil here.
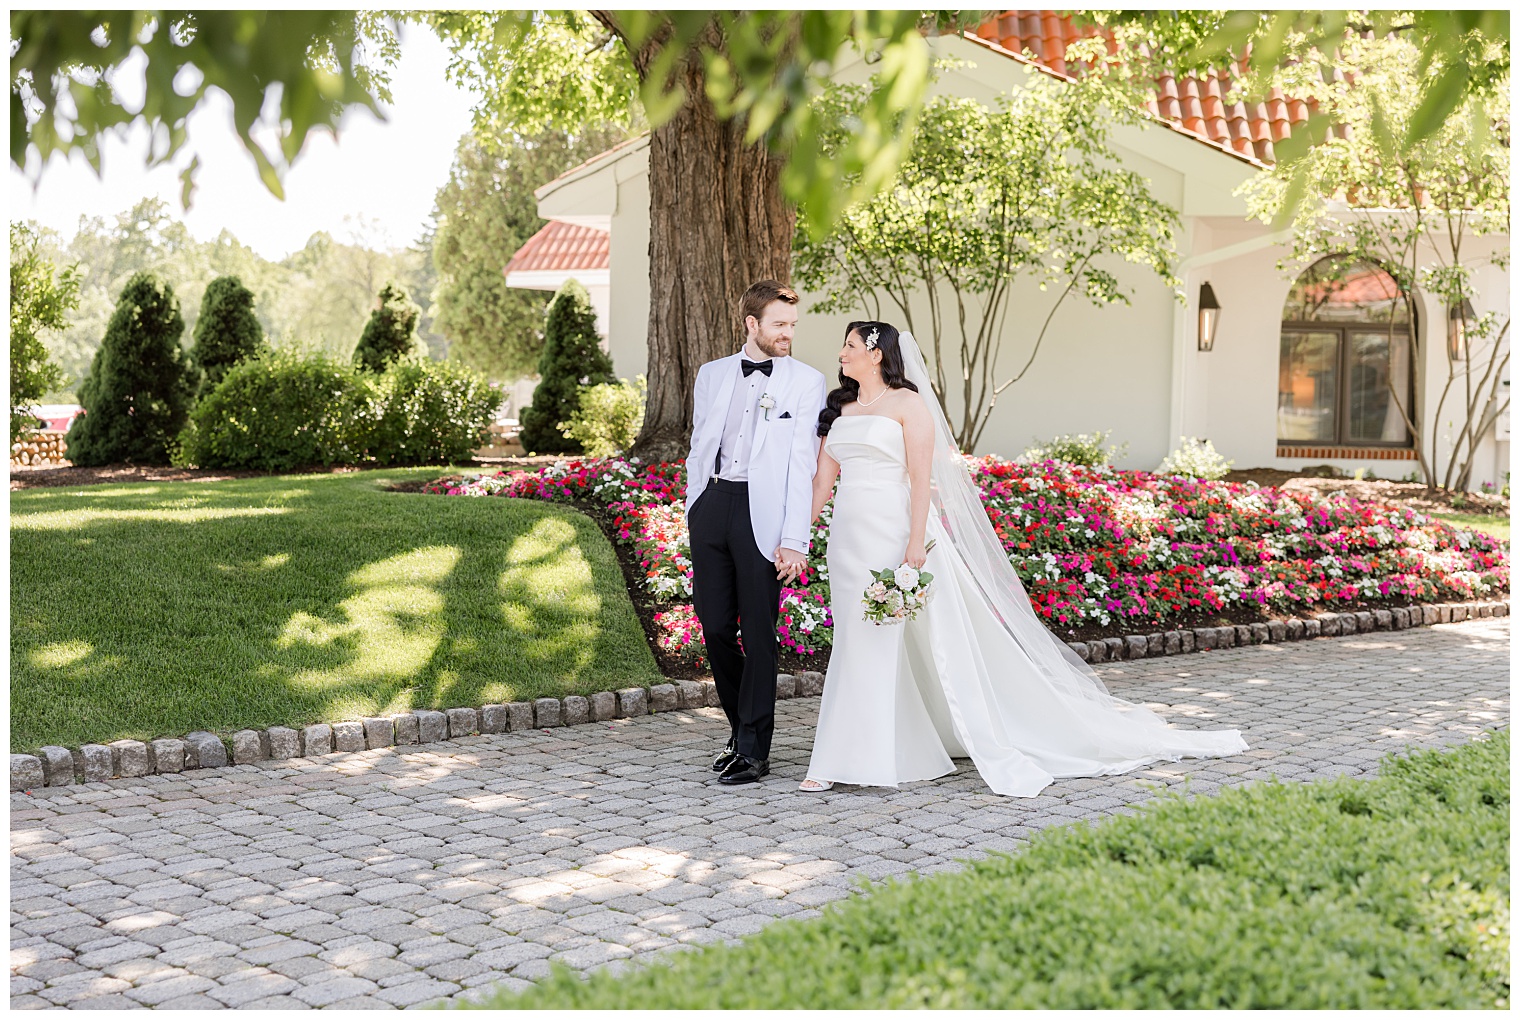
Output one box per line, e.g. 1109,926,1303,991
897,331,1142,712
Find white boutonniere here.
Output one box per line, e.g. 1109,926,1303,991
759,392,776,420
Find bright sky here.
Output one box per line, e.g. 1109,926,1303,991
8,24,479,260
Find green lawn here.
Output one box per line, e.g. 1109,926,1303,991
10,469,662,752
476,731,1508,1010
1430,511,1511,543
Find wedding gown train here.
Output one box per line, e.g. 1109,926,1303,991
805,414,1248,797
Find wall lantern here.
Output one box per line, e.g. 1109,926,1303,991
1447,297,1475,361
1197,281,1221,351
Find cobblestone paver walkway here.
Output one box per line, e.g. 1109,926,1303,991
11,620,1509,1009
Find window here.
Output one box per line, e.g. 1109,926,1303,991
1278,256,1414,448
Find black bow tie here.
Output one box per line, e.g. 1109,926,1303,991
741,358,773,377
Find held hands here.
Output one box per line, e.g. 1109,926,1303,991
774,546,808,583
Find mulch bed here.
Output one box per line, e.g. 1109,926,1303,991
10,459,542,492
10,462,394,490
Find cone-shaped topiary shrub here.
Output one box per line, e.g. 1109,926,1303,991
519,278,613,454
190,275,266,397
66,271,192,466
353,282,422,373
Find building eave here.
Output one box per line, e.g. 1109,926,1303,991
534,134,651,204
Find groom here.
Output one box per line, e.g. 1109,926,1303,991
685,280,828,785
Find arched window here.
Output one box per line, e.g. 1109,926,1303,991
1277,256,1415,448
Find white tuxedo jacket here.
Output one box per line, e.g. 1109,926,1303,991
685,353,829,559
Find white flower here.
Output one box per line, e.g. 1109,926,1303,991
893,565,920,589
866,581,890,602
884,590,904,613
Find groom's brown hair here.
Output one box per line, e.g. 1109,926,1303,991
740,280,798,334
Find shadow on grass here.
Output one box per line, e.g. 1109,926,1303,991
11,471,662,750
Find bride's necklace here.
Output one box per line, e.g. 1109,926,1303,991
856,382,889,407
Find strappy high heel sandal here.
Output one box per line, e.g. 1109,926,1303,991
798,778,834,792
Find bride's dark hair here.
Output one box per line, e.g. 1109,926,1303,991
817,320,919,437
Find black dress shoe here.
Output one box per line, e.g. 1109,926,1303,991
717,754,769,785
712,736,738,773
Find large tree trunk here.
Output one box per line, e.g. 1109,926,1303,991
618,24,796,463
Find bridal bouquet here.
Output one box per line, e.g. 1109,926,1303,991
862,541,936,625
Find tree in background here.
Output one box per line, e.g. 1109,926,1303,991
430,11,981,461
353,283,423,373
28,199,280,396
430,125,629,380
1241,32,1510,492
519,279,614,455
795,71,1180,452
25,204,435,398
190,275,266,397
1075,11,1509,222
66,273,193,465
14,10,978,462
9,224,78,442
11,11,397,203
16,12,1505,463
275,219,439,360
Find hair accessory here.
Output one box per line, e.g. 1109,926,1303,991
864,328,880,350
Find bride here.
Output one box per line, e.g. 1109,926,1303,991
799,321,1247,796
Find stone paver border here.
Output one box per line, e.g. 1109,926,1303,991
10,600,1507,792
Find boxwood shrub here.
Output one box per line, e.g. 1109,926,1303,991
470,731,1508,1010
369,358,502,466
177,350,501,471
175,348,373,470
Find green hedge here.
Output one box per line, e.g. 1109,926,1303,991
176,349,501,471
175,348,371,470
369,358,502,466
471,731,1509,1010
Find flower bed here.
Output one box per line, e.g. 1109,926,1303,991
424,456,1508,665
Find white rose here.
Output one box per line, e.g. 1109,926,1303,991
893,565,920,590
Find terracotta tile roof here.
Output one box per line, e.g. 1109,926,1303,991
969,10,1340,166
503,220,610,276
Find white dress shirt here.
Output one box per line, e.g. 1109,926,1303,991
716,359,771,482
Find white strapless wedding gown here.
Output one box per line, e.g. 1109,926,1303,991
805,414,1248,797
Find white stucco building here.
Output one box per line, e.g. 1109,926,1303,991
507,12,1510,489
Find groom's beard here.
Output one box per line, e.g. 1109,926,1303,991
750,334,791,359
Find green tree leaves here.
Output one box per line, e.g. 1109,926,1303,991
795,70,1180,451
10,11,396,201
1238,31,1510,493
1080,11,1509,222
426,11,983,238
430,126,629,380
21,202,438,398
9,224,79,443
429,11,643,141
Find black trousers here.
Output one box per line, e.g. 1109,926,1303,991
688,478,781,761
